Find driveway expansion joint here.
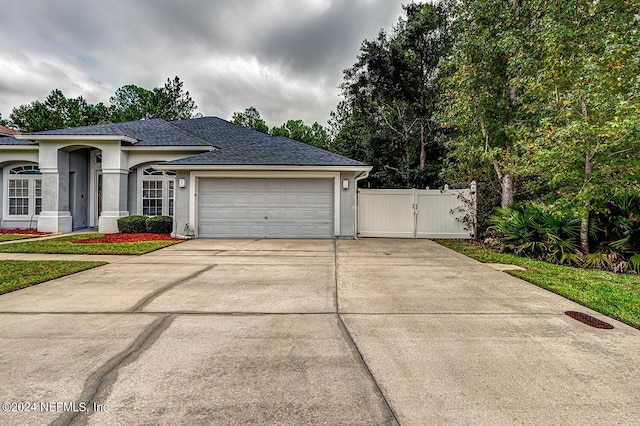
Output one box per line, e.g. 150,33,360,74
333,239,399,425
337,314,400,425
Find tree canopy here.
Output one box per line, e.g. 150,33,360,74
437,0,640,251
8,76,199,132
232,107,331,150
231,107,270,134
332,2,452,188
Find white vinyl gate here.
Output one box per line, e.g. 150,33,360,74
357,185,476,239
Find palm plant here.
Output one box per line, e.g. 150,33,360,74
489,204,581,264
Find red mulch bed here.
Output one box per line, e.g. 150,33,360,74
0,229,50,235
73,233,180,244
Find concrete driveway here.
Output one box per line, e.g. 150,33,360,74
0,239,638,425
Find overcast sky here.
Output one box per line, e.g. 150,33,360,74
0,0,409,128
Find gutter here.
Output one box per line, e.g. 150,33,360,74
153,164,372,172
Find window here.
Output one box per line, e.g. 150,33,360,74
142,181,163,216
9,179,29,215
35,180,42,215
5,166,42,217
168,180,175,216
140,168,175,216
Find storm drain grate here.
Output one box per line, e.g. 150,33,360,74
565,311,614,329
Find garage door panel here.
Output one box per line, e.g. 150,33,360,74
198,178,334,238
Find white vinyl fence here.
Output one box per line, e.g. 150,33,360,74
357,183,476,239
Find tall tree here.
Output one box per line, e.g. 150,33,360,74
150,76,198,121
271,119,330,150
438,0,537,208
524,0,640,253
232,107,270,134
335,2,452,188
108,84,154,122
110,76,198,121
440,0,640,251
10,76,199,132
232,106,332,150
9,89,110,132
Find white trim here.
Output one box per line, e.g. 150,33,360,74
2,163,42,222
0,145,39,151
16,135,137,143
136,166,176,216
122,146,215,152
89,150,102,227
157,164,371,172
189,171,341,238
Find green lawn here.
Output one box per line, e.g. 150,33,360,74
0,233,182,255
0,234,38,242
436,240,640,329
0,260,107,295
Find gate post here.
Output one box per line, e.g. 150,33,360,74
470,180,477,238
412,188,418,239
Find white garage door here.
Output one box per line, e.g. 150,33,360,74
198,178,334,238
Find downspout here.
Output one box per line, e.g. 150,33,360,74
353,170,370,240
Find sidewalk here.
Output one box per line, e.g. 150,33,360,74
0,230,137,262
0,252,137,262
0,229,96,245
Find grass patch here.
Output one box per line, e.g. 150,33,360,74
0,233,183,255
0,260,106,295
436,240,640,329
0,234,38,242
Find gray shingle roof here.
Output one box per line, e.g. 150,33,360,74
0,136,37,146
4,116,366,167
31,118,212,146
166,117,366,166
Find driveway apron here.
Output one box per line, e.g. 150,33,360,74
0,238,638,425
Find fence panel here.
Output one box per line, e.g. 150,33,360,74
357,186,475,239
415,189,471,239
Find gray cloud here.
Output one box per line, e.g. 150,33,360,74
0,0,406,126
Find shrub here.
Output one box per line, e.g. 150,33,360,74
145,215,173,233
117,215,147,233
488,204,581,264
591,193,640,254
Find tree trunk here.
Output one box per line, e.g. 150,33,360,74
501,171,514,208
580,209,590,255
483,120,515,208
492,158,514,208
579,101,592,255
419,122,426,171
580,147,593,254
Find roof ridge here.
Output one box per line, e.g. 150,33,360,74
165,118,218,148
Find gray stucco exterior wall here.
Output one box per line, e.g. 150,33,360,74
0,166,3,228
338,172,358,239
172,171,191,237
127,171,137,215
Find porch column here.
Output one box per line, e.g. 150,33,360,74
37,148,72,233
98,146,129,233
98,169,129,233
